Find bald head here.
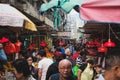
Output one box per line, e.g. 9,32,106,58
58,59,72,78
58,59,72,69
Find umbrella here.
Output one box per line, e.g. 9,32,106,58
40,0,84,28
80,0,120,23
40,0,84,13
0,3,37,31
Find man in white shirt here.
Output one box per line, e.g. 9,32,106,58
38,50,53,80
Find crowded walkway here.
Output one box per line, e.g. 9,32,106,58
1,38,120,80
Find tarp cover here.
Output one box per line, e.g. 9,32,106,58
80,0,120,23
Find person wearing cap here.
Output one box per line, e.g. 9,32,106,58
78,59,96,80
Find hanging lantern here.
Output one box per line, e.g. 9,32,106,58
4,41,16,54
15,40,22,53
0,40,2,43
28,43,36,50
40,41,47,47
15,41,22,47
98,44,108,53
104,39,116,47
1,37,9,43
104,24,116,47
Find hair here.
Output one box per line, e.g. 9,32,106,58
19,50,27,58
75,46,83,52
12,59,31,77
87,59,95,65
24,54,33,60
38,50,46,57
80,51,86,56
56,47,62,52
54,52,66,62
105,48,120,70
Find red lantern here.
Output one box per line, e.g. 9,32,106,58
4,42,16,54
0,40,2,43
98,44,108,53
15,41,22,53
104,39,116,47
15,41,22,47
28,43,36,50
104,24,116,47
40,42,47,47
1,37,9,43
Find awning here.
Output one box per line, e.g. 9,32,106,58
80,0,120,23
0,3,37,31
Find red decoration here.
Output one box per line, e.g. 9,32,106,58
15,41,22,47
28,43,36,50
15,41,22,53
0,37,9,43
104,24,116,47
0,40,2,43
40,42,47,47
87,49,97,56
98,44,108,53
104,39,116,47
4,42,16,54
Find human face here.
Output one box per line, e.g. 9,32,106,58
115,66,120,80
95,67,102,73
13,68,24,80
27,57,33,66
59,63,72,78
104,66,120,80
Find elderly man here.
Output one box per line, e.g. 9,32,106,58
49,59,76,80
104,48,120,80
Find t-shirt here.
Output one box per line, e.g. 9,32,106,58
95,74,104,80
27,75,36,80
50,73,76,80
46,62,59,80
72,52,79,60
38,58,53,80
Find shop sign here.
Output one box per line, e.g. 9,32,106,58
57,32,70,37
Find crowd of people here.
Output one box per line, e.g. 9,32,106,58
1,41,120,80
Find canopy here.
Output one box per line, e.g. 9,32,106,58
40,0,84,13
0,3,37,31
80,0,120,23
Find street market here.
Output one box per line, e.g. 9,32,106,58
0,0,120,80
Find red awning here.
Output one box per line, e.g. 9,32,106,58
80,0,120,23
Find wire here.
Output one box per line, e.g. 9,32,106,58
110,25,120,41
